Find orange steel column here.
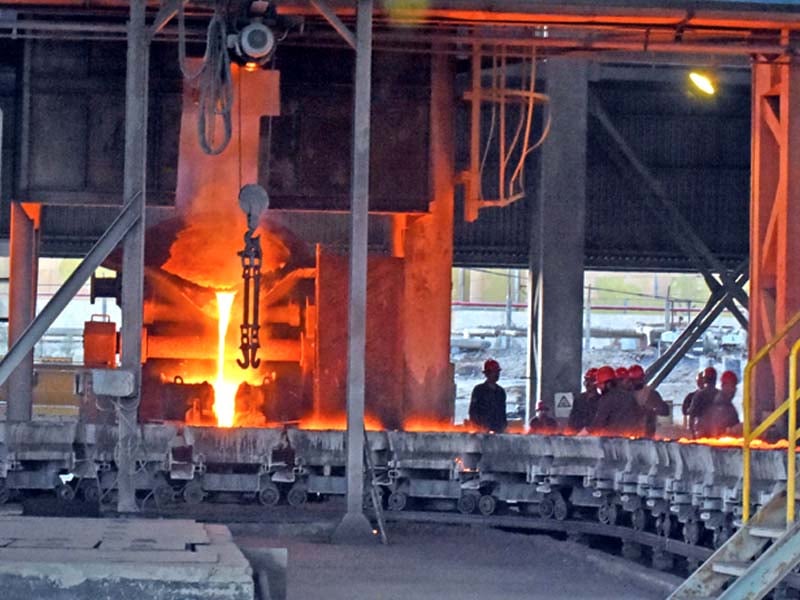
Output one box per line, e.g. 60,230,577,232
750,58,800,421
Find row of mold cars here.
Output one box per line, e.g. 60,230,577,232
0,422,786,550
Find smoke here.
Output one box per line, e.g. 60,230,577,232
162,209,292,290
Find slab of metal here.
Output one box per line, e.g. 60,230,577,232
0,517,254,600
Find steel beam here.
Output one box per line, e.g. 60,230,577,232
117,0,149,514
0,198,139,388
750,60,800,417
7,203,37,422
333,0,374,543
648,263,749,388
310,0,356,49
149,0,183,39
648,260,748,375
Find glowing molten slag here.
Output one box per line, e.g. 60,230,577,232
214,291,237,427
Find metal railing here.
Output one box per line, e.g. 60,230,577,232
742,309,800,523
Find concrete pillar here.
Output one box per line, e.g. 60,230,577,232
333,0,375,544
8,202,38,422
401,52,456,422
529,58,588,421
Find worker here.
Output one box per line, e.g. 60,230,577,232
687,366,719,438
616,366,632,391
468,359,507,433
629,364,669,437
699,370,740,438
529,402,559,434
682,371,705,428
568,368,599,433
589,365,643,437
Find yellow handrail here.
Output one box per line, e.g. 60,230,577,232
785,338,800,522
742,309,800,523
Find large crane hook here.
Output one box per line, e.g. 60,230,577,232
236,184,269,369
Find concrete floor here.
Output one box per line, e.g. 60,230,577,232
235,522,680,600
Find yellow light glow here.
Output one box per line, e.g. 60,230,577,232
689,72,715,95
244,61,259,72
214,291,237,427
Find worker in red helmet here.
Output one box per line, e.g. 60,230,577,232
615,366,632,391
681,371,706,427
629,364,669,437
567,368,600,433
687,366,719,438
589,365,643,437
699,370,740,437
468,359,507,433
529,402,559,434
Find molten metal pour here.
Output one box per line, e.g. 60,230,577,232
214,291,237,427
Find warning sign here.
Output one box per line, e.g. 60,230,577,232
554,392,574,419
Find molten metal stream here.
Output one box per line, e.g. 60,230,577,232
214,291,237,427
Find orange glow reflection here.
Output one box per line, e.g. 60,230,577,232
214,291,237,427
678,436,792,450
401,418,486,433
299,414,384,431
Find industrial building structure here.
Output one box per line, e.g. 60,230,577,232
0,0,799,598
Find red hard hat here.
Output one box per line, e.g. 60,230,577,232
703,366,718,382
628,364,645,380
596,366,616,386
536,402,548,411
721,370,738,386
483,359,501,373
615,366,630,380
584,368,598,381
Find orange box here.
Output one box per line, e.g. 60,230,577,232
83,316,117,368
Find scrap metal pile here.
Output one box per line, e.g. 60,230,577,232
0,423,788,550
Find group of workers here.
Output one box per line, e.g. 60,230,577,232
468,358,740,439
681,366,741,438
566,364,669,437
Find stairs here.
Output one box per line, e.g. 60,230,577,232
668,484,800,600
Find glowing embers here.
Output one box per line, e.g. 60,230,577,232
299,414,384,431
214,291,237,427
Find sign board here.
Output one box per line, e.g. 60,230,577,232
554,392,574,419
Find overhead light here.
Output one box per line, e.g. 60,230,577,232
689,71,716,95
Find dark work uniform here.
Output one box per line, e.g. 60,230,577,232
682,389,701,417
698,393,740,438
590,387,643,437
469,382,507,433
568,390,598,433
529,414,559,434
688,387,718,438
635,386,669,438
